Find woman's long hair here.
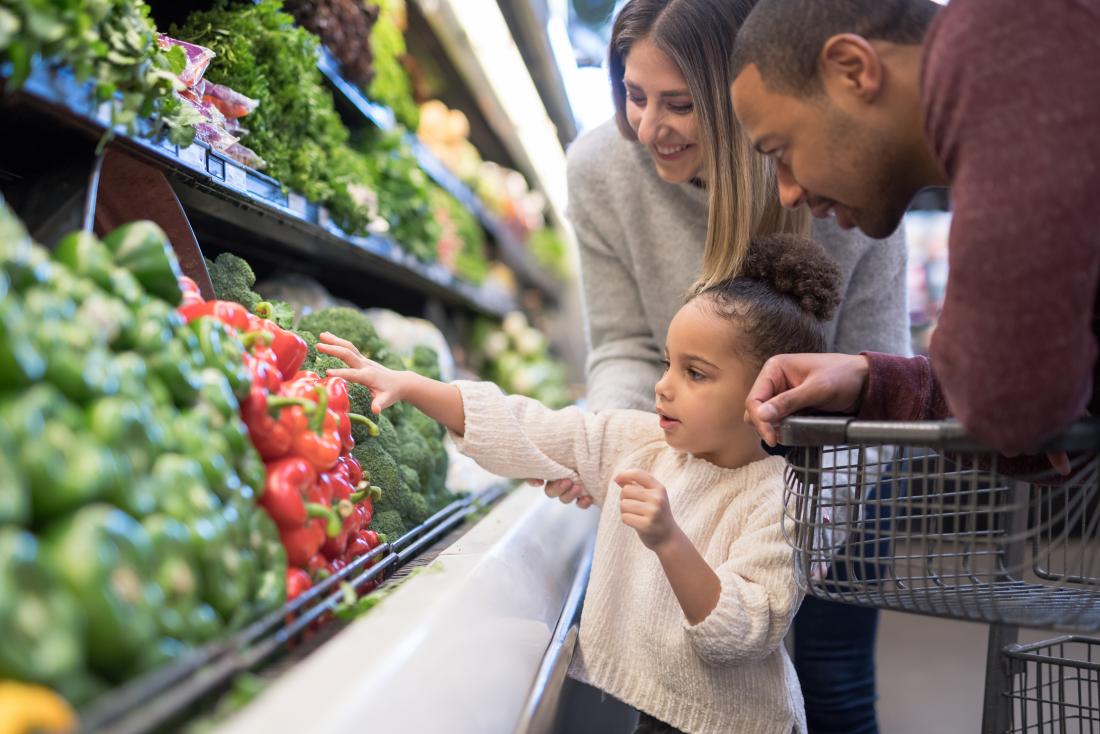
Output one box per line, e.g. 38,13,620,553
608,0,810,289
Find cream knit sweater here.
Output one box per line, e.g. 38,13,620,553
451,381,805,734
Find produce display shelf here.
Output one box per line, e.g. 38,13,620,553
76,483,510,734
1,61,517,319
317,48,563,301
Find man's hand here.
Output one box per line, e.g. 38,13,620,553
615,469,679,552
744,353,871,445
317,332,406,413
528,478,594,509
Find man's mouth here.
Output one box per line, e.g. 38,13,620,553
810,200,855,229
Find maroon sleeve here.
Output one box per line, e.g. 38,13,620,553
920,0,1100,454
857,352,948,421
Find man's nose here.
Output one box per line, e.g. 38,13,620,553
776,161,808,209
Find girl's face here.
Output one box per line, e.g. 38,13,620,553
623,37,704,184
655,299,766,469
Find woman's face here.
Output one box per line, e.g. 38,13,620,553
623,37,703,184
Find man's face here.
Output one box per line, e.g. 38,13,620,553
731,63,913,239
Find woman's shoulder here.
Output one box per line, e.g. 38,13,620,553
809,216,907,271
566,118,649,193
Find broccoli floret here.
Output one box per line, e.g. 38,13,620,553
367,459,428,526
406,406,445,442
395,424,434,486
296,307,383,356
295,330,319,370
410,345,441,381
206,253,260,310
369,509,406,541
399,464,421,494
374,413,400,458
353,441,401,493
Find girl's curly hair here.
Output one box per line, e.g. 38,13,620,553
693,234,842,367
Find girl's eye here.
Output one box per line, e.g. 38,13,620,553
660,358,671,371
687,368,705,381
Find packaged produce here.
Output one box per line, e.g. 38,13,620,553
156,35,215,88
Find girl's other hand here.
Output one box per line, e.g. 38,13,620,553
317,332,406,413
615,469,678,552
528,478,594,509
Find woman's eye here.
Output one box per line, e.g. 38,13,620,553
627,93,646,106
668,103,693,114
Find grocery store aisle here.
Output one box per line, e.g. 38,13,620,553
876,611,1053,733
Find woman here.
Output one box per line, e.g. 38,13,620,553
556,1,910,732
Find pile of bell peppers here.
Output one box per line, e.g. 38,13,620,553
0,203,285,707
176,282,385,602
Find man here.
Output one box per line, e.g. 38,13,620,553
729,0,1100,455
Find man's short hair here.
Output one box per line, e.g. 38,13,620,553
731,0,940,95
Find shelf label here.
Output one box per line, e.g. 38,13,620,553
287,193,307,218
179,144,207,169
225,163,248,192
96,102,114,126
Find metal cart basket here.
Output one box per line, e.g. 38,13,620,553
779,416,1100,732
779,416,1100,630
1003,636,1100,733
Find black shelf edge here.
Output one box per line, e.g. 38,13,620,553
4,61,516,319
316,48,563,301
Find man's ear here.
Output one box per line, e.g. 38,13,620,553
819,33,884,103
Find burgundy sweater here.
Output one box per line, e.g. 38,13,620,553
859,0,1100,454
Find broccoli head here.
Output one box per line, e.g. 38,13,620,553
399,464,421,494
369,509,406,541
296,307,383,356
295,330,319,370
395,423,434,486
406,406,445,442
371,463,428,526
374,413,400,458
206,253,260,310
410,345,441,381
353,441,401,493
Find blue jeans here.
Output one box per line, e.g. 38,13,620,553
793,596,879,734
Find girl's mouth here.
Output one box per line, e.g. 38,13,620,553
657,411,681,430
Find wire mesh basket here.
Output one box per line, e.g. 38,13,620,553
779,417,1100,630
1004,635,1100,733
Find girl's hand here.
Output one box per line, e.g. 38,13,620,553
615,469,679,552
317,332,406,413
529,478,594,509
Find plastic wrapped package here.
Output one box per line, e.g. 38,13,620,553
202,81,259,120
364,308,455,382
224,143,267,171
178,94,239,152
157,35,215,88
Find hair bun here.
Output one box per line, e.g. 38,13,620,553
741,234,842,321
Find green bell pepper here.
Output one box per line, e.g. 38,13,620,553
0,203,52,291
237,447,267,499
0,433,30,526
188,603,224,644
53,230,114,291
150,453,224,523
196,367,240,421
191,317,252,399
0,300,46,389
249,511,287,614
203,544,256,626
132,298,180,356
148,337,202,406
108,266,146,306
142,514,201,641
77,292,137,350
102,221,184,306
0,528,85,686
23,422,125,525
39,504,159,681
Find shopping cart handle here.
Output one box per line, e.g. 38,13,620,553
777,415,1100,452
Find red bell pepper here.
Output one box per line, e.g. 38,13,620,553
336,455,364,487
286,568,312,601
245,315,308,377
243,351,282,393
242,388,304,461
283,385,342,472
320,472,363,559
259,457,316,528
179,276,204,307
179,299,252,331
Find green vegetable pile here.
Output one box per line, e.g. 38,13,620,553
470,312,572,408
0,203,284,705
173,0,374,236
529,226,571,281
0,0,198,146
367,0,418,130
355,128,441,263
431,185,489,284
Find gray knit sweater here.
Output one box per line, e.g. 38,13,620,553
567,119,910,413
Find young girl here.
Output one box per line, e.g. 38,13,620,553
317,235,841,734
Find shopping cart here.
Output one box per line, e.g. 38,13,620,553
779,416,1100,733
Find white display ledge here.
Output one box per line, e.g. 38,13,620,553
218,487,598,734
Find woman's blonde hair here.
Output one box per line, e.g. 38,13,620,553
608,0,810,290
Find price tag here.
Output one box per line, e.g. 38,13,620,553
318,207,332,229
179,144,207,169
225,164,248,192
287,193,307,218
96,102,114,126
